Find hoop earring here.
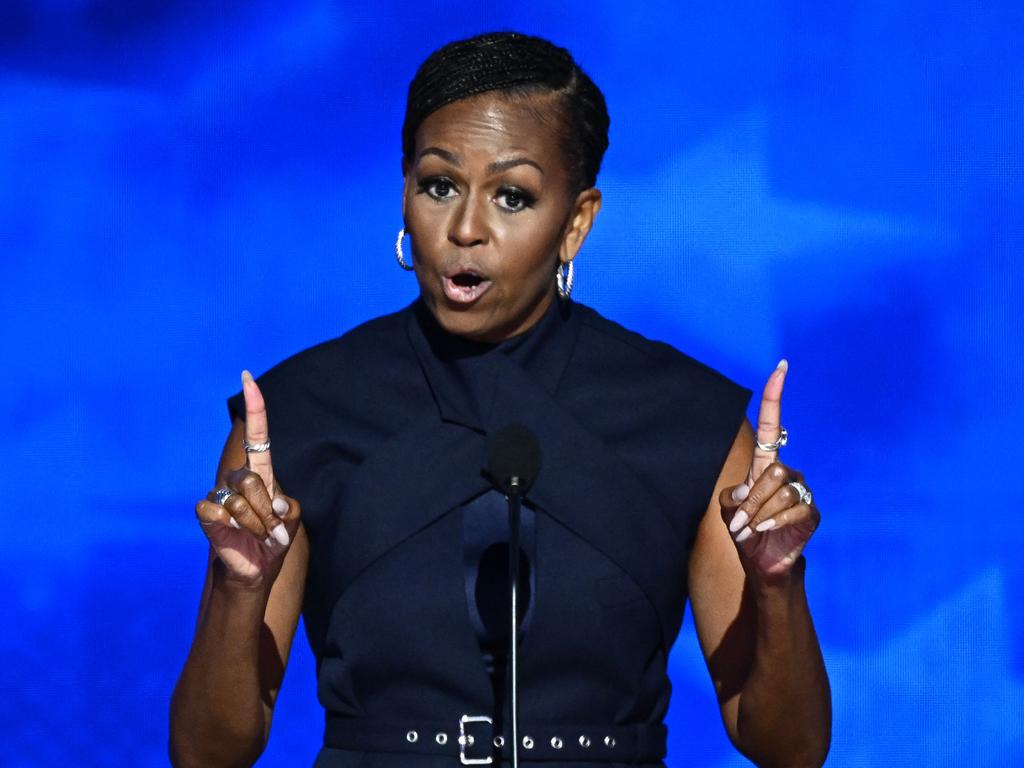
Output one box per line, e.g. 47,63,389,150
395,227,414,271
556,259,574,299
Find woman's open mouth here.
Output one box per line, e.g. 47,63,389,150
442,270,493,304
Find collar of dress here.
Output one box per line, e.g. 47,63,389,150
405,296,580,433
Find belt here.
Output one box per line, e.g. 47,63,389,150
324,713,667,764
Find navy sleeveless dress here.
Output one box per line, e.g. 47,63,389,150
227,298,751,767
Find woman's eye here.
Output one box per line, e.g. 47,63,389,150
421,178,456,200
496,187,534,213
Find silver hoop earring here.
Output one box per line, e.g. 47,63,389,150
556,259,574,299
395,227,414,271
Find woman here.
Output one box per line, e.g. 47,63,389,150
170,32,831,768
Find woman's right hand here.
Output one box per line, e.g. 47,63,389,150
195,371,301,588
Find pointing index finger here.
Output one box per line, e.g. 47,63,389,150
750,359,787,485
241,370,276,494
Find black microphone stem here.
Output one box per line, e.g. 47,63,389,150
508,476,522,768
487,423,540,767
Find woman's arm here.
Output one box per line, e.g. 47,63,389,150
169,379,309,767
688,369,831,767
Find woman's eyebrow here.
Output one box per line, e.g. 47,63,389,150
416,147,544,176
488,157,544,176
417,147,461,165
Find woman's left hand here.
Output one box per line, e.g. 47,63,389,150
719,360,820,581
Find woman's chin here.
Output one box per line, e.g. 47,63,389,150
432,306,498,341
422,288,552,343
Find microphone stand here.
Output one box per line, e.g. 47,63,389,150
507,476,522,768
487,423,540,768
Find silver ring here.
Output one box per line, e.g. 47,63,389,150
243,438,271,453
755,425,788,452
212,487,237,506
788,480,813,506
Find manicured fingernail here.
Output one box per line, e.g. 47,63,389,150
776,359,788,373
755,519,776,532
272,524,290,547
272,497,288,516
735,526,753,543
228,517,240,529
242,369,254,383
728,510,749,533
264,536,274,547
731,484,750,503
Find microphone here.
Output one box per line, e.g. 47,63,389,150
485,424,541,768
486,423,542,498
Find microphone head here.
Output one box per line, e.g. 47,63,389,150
486,423,542,496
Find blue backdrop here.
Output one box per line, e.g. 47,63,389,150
2,1,1021,765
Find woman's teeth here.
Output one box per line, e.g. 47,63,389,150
452,272,482,287
443,272,491,303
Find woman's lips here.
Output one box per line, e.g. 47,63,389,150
442,273,492,304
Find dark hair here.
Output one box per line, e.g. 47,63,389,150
402,32,610,193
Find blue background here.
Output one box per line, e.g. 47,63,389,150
2,1,1021,765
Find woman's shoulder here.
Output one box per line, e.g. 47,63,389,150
569,302,750,401
563,302,752,538
267,306,412,379
227,305,418,423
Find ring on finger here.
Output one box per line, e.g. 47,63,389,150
243,438,271,453
212,487,237,506
787,479,812,505
756,425,788,452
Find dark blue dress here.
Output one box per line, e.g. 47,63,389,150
227,298,751,767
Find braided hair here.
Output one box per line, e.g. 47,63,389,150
402,32,610,193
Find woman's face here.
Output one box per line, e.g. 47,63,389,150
402,91,601,343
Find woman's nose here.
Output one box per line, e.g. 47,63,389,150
448,194,488,247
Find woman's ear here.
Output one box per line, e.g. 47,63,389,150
401,158,411,222
560,188,602,264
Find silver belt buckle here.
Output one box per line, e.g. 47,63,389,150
459,714,493,765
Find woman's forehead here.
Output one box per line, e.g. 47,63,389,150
414,92,565,164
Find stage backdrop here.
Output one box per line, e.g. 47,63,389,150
2,1,1021,765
